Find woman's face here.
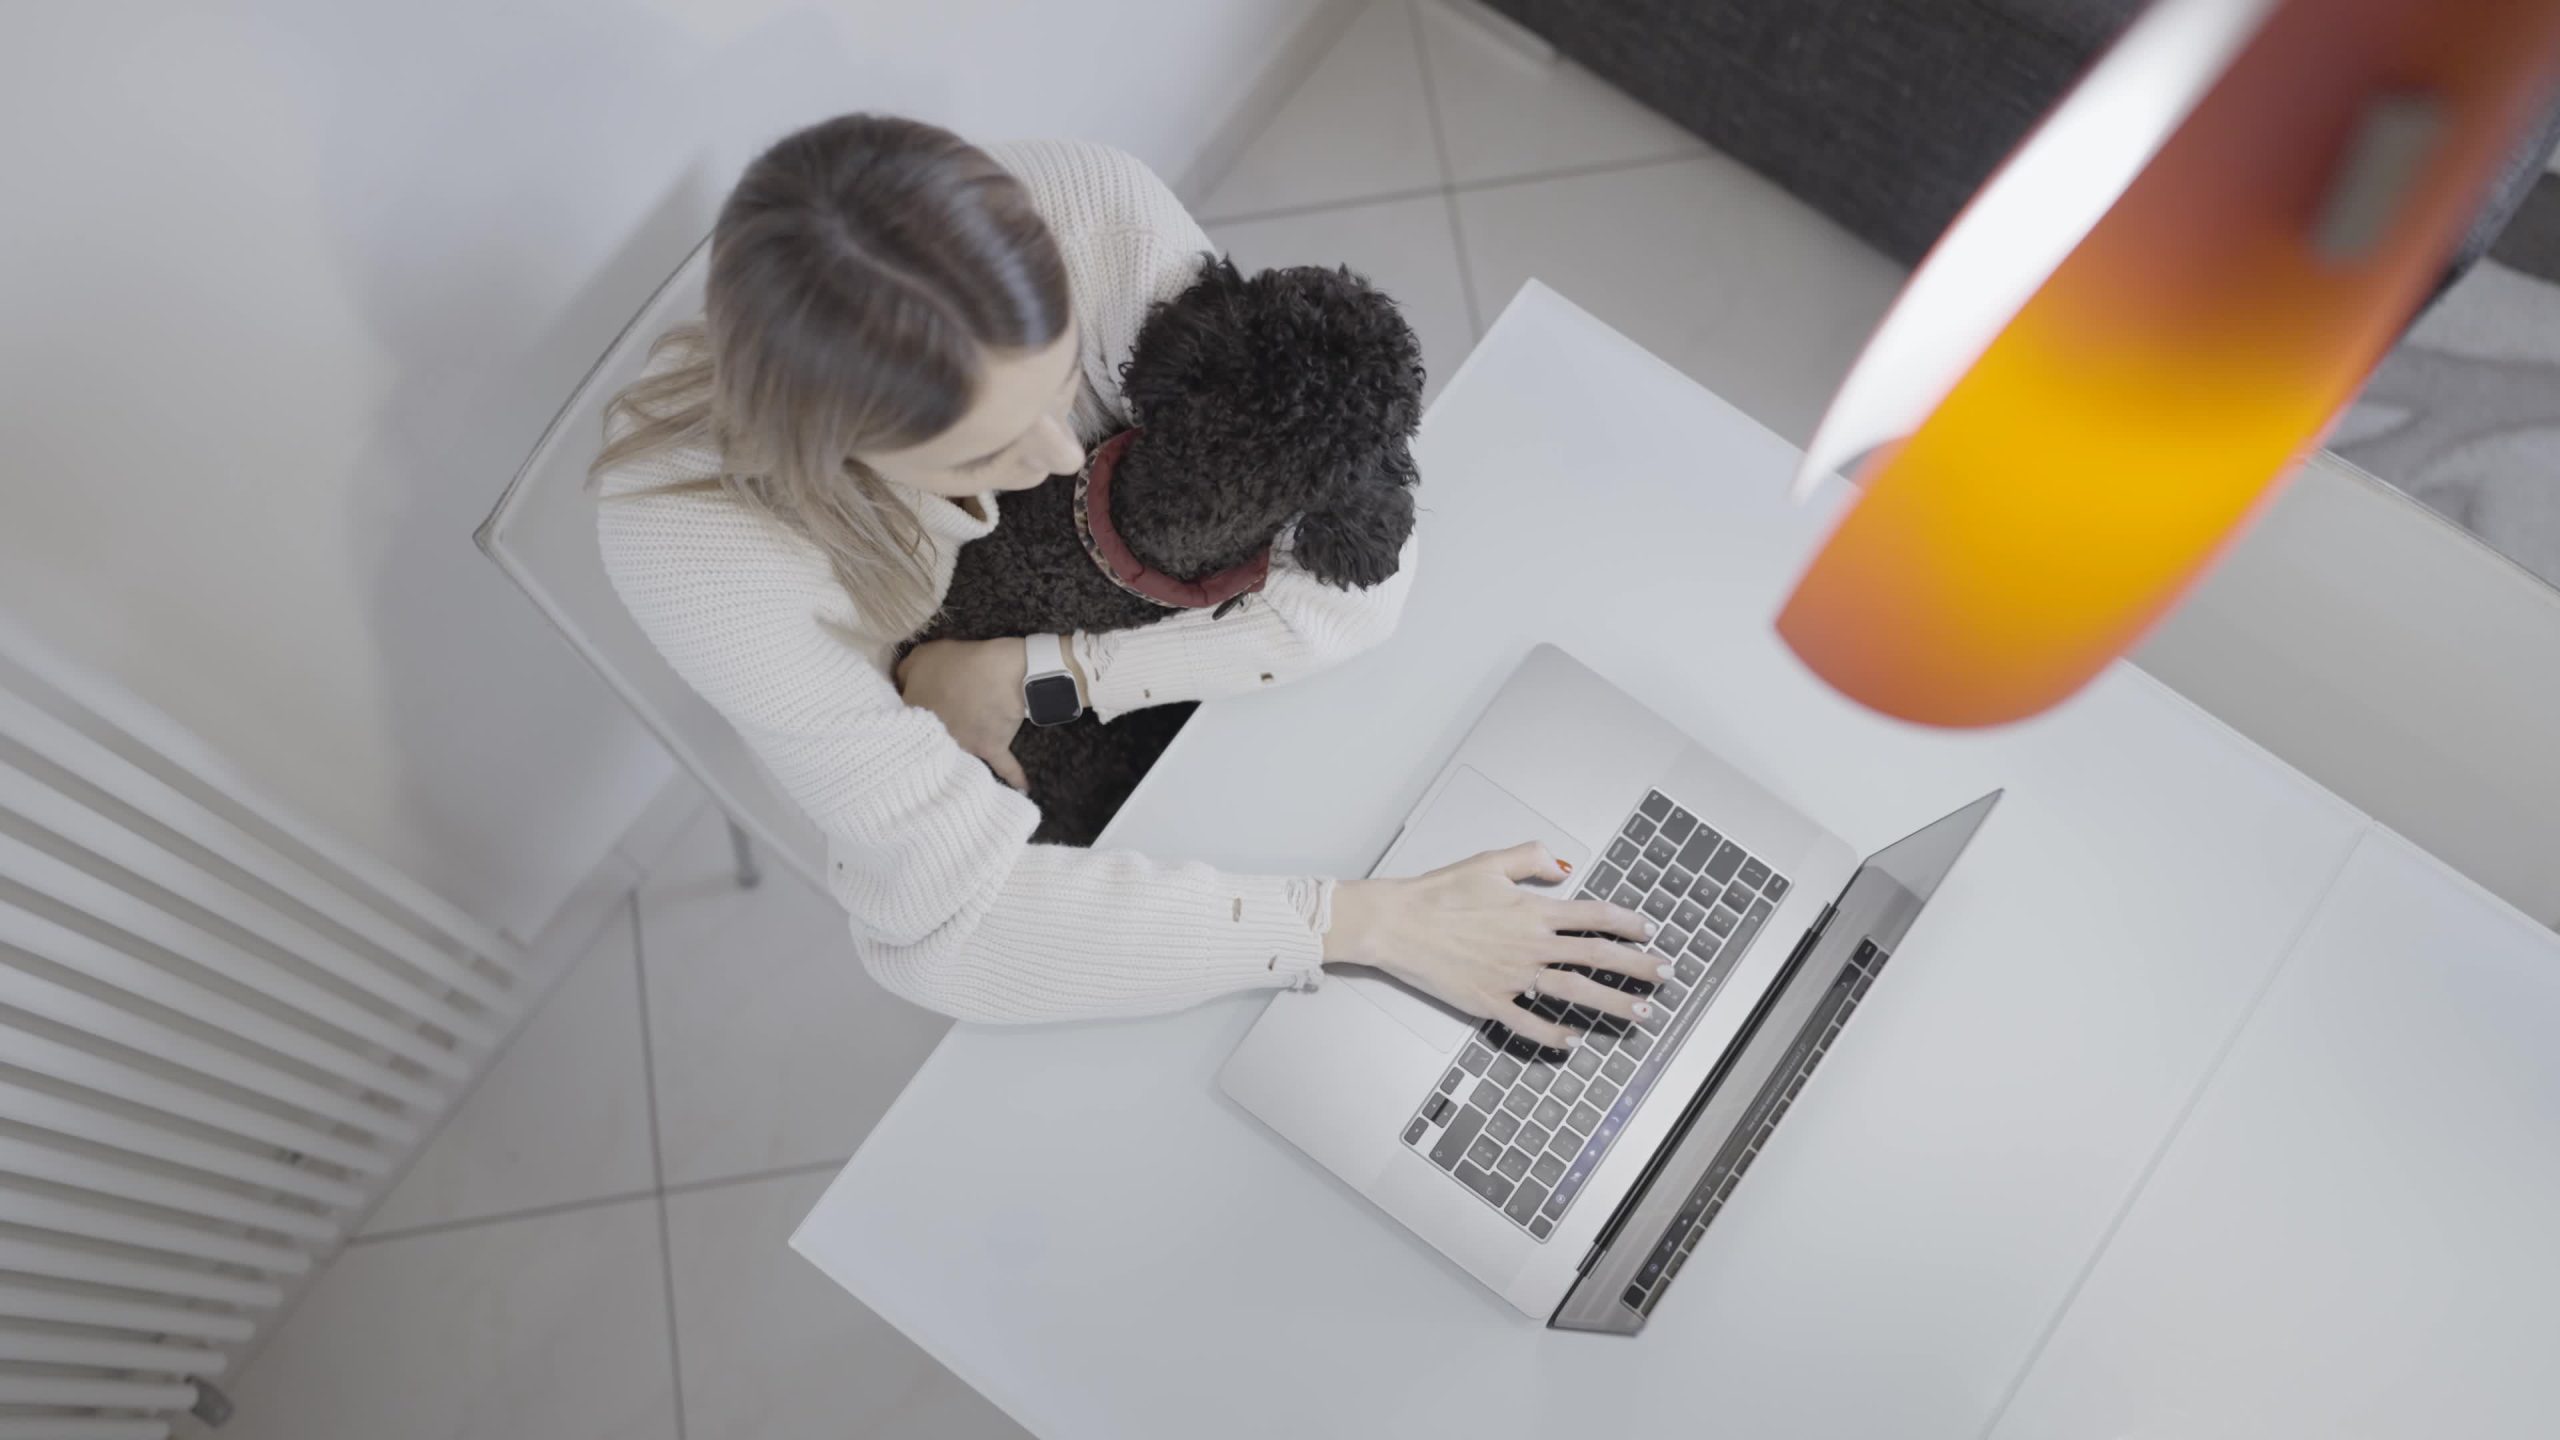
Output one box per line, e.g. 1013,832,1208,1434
860,325,1086,497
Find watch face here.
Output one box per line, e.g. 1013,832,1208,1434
1025,673,1082,727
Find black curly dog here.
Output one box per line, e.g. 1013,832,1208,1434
918,255,1426,844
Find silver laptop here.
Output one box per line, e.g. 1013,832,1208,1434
1220,644,1997,1332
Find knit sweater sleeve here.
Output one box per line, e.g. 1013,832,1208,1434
985,137,1417,721
595,481,1332,1024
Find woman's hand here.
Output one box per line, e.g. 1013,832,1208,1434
1323,842,1664,1048
897,637,1037,790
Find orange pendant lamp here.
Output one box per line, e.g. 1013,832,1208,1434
1777,0,2560,728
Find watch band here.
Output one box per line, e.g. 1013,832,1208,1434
1024,633,1072,684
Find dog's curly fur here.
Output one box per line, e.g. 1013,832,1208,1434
918,255,1426,844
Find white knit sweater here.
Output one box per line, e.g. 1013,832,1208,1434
597,138,1417,1023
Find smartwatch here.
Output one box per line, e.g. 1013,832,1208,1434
1023,634,1084,727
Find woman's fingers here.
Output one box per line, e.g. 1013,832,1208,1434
1530,966,1648,1022
1568,936,1671,985
1485,841,1569,885
1489,1003,1580,1049
984,744,1030,792
1552,897,1652,943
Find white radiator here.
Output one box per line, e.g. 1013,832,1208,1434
0,625,532,1438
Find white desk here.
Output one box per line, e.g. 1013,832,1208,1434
794,285,2558,1438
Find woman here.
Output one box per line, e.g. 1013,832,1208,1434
595,114,1662,1038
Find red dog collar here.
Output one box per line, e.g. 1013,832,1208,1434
1072,427,1272,611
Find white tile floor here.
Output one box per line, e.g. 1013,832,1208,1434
212,3,1898,1434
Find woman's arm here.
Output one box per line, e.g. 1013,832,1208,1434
601,484,1341,1022
603,486,1657,1031
1071,530,1419,719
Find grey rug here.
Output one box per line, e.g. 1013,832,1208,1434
2333,154,2560,588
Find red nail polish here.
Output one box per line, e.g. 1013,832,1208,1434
1557,858,1574,875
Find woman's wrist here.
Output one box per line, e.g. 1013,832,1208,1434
1321,877,1393,968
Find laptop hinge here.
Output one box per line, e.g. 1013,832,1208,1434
1571,902,1839,1279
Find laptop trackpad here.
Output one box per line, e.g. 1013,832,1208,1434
1344,765,1595,1048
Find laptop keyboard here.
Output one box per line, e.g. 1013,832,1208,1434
1619,937,1892,1316
1400,790,1790,1240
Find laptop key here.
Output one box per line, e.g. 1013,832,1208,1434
1519,1122,1553,1156
1704,905,1739,937
1529,1215,1555,1239
1649,926,1687,958
1531,1152,1567,1187
1424,1094,1455,1125
1690,870,1726,903
1427,1104,1484,1169
1484,1108,1521,1145
1764,873,1791,901
1643,835,1678,869
1470,1079,1504,1112
1738,857,1772,891
1638,1004,1670,1034
1565,1101,1603,1136
1586,862,1624,897
1457,1161,1514,1208
1641,892,1678,923
1639,792,1671,821
1439,1067,1465,1094
1612,884,1646,911
1532,1097,1570,1131
1585,1076,1619,1109
1548,1073,1586,1106
1488,1053,1524,1085
1468,1134,1505,1170
1675,831,1719,873
1522,1062,1558,1092
1607,838,1640,868
1496,1147,1533,1181
1665,865,1694,895
1617,1029,1652,1061
1627,861,1662,891
1704,841,1744,883
1566,1045,1602,1078
1658,982,1690,1008
1603,1052,1638,1086
1403,1118,1428,1145
1660,810,1696,843
1673,900,1707,933
1674,955,1705,984
1501,1088,1535,1118
1627,814,1656,843
1504,1181,1547,1226
1723,881,1757,913
1458,1044,1495,1075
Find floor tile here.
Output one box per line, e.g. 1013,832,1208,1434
1197,0,1445,221
637,804,950,1188
616,771,714,878
218,1198,677,1440
1454,154,1906,445
1212,192,1479,402
365,897,655,1235
1415,0,1702,185
664,1169,1027,1440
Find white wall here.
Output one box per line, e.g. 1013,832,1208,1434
0,0,1328,939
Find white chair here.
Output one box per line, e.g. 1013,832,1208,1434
477,237,825,891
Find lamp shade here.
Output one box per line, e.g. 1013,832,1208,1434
1777,0,2560,727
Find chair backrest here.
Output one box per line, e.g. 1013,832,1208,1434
476,238,828,889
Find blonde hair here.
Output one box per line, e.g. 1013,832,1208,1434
592,114,1071,639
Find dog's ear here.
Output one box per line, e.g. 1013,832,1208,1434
1291,451,1417,590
